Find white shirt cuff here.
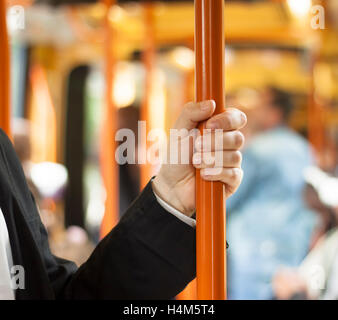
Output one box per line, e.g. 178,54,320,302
153,190,196,228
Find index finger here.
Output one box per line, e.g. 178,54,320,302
205,108,247,131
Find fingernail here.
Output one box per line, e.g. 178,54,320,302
200,100,215,111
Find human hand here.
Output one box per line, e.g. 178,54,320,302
152,100,247,217
272,269,307,300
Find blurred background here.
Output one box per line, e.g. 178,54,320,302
2,0,338,299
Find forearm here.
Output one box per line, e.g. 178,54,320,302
62,181,196,299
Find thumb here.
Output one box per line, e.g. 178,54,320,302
174,100,216,130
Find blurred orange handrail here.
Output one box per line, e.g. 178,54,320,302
140,2,156,189
100,0,119,238
0,0,11,138
6,0,32,7
195,0,227,300
28,64,57,163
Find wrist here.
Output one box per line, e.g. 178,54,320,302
152,174,194,217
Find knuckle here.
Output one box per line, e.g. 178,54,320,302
234,131,245,148
183,101,195,114
204,152,214,165
231,151,242,165
230,168,241,180
215,133,223,149
217,111,233,130
202,134,212,152
227,108,246,129
223,115,233,130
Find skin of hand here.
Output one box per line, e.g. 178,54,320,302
272,269,308,300
152,100,247,217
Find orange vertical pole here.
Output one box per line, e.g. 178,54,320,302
29,64,57,163
195,0,226,300
100,0,119,238
0,0,11,137
140,2,156,189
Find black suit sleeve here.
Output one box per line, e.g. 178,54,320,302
53,181,197,299
50,182,196,299
0,129,195,299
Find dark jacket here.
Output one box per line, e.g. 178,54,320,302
0,129,196,299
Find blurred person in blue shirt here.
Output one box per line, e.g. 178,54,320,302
227,87,316,300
